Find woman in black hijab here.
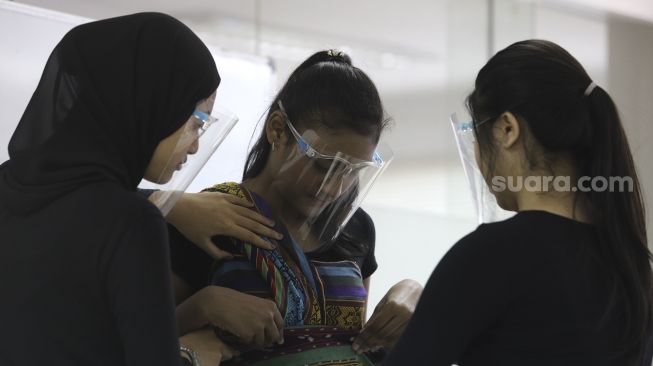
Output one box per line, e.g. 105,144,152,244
0,12,221,366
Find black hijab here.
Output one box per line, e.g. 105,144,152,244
0,12,220,216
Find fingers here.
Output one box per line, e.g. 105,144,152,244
251,329,266,349
233,205,277,229
272,307,285,344
264,319,282,348
200,238,234,260
222,193,255,207
243,302,281,349
356,317,403,352
230,226,276,250
353,308,395,353
261,300,284,346
235,215,283,241
376,320,405,349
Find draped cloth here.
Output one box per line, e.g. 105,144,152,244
204,182,375,365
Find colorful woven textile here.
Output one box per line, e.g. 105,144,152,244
228,326,373,366
203,183,373,365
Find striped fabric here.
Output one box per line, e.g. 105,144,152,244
203,183,373,365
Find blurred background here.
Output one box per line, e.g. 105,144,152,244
1,0,652,314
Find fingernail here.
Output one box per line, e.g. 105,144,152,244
278,339,284,345
276,233,283,240
352,344,359,351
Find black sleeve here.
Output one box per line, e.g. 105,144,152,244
168,224,214,292
382,225,516,366
361,243,378,279
133,188,212,290
357,209,378,279
103,206,181,366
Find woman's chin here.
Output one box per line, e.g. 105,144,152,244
151,169,175,185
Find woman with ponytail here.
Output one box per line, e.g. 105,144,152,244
163,50,422,365
384,39,652,365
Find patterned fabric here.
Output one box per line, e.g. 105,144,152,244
203,182,373,365
314,261,366,330
228,326,374,366
204,183,318,325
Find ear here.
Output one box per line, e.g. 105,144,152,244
266,111,290,146
493,111,521,149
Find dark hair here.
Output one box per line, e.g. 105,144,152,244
243,50,388,256
467,39,652,362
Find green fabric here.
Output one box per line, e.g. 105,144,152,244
250,345,374,366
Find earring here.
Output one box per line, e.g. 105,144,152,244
271,142,276,151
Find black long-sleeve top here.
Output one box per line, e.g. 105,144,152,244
0,182,181,366
384,210,650,366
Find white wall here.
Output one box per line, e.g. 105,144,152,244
607,16,653,250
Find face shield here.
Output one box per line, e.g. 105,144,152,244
268,102,393,247
142,97,238,216
450,112,513,223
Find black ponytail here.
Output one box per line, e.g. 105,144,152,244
584,86,651,359
467,39,652,363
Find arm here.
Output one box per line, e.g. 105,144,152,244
382,231,514,365
354,278,423,352
104,209,181,366
175,285,285,349
159,191,281,260
176,285,213,336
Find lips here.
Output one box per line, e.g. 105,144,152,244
175,156,188,171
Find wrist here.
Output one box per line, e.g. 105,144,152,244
196,286,225,326
166,192,188,228
177,287,217,335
